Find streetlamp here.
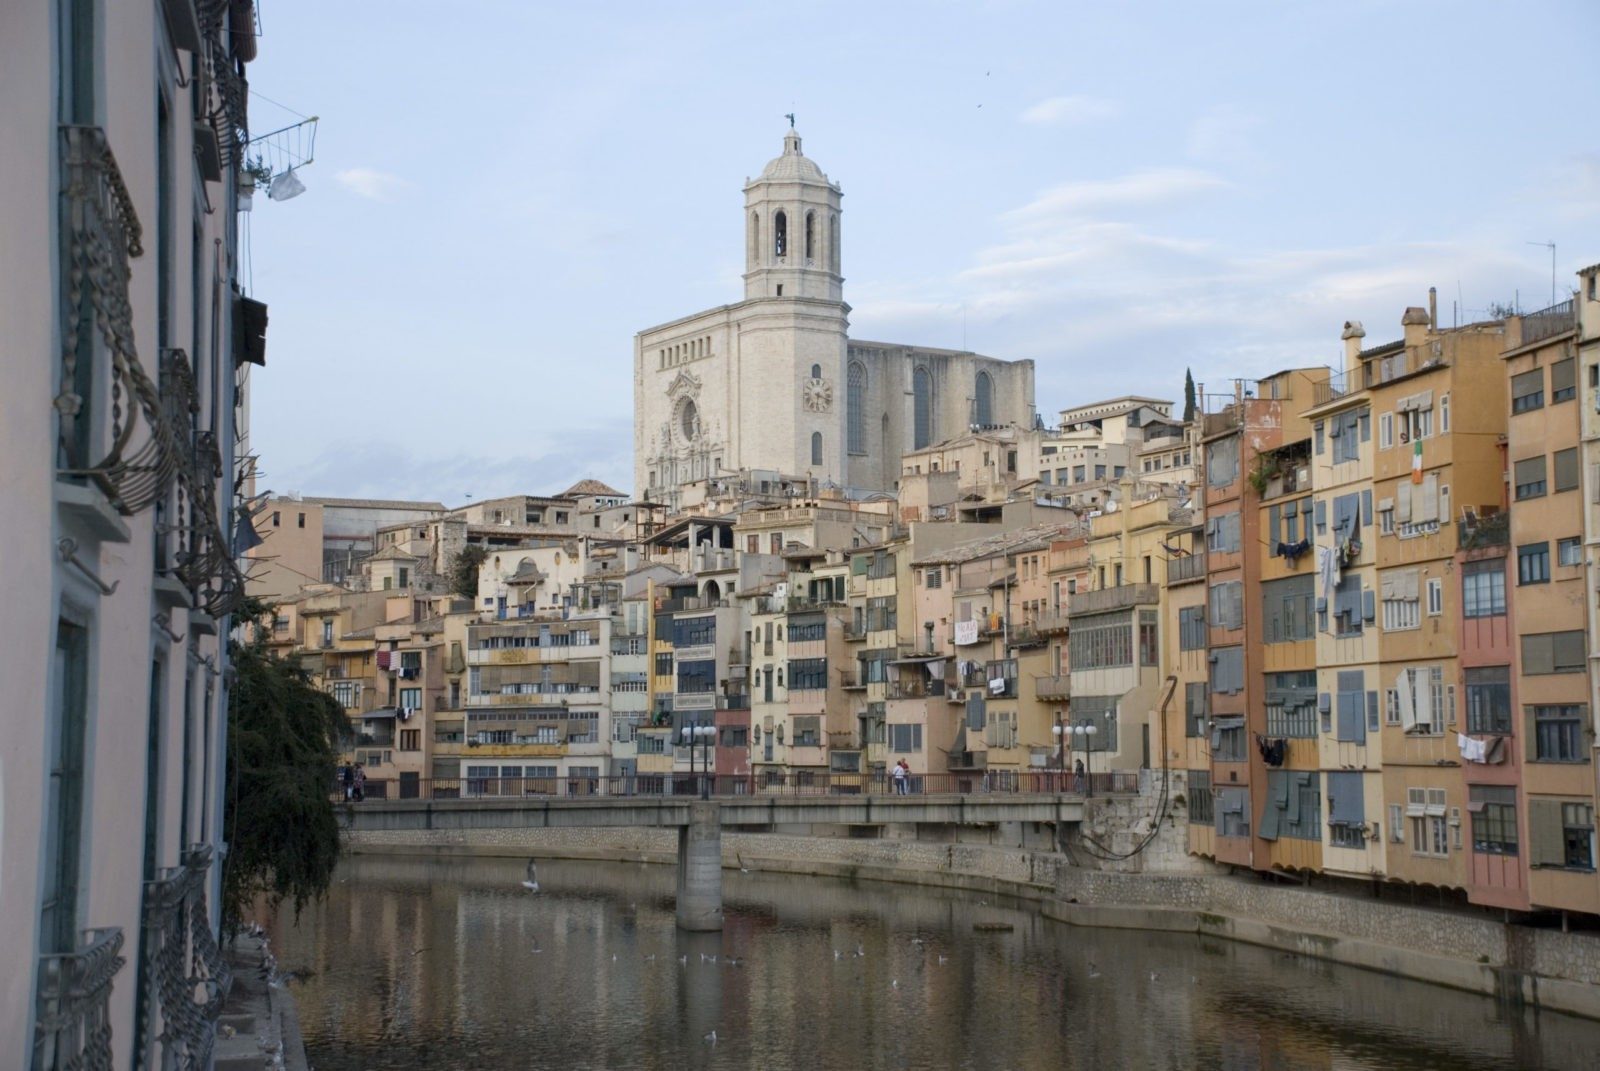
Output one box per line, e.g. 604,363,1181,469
1070,723,1099,798
1051,711,1065,792
682,723,716,799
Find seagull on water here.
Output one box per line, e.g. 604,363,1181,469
704,1030,718,1045
522,859,540,892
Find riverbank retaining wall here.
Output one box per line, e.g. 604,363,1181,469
343,824,1600,1020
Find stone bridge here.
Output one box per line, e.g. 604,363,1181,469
340,793,1089,930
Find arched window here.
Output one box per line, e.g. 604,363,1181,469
749,211,759,266
830,214,839,272
811,364,821,380
913,366,932,449
805,211,815,261
847,361,866,454
974,370,994,427
774,210,787,257
811,431,823,466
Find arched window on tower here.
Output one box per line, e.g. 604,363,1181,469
811,364,821,381
974,370,994,427
811,431,823,466
847,361,866,454
749,211,759,266
830,214,839,272
805,211,815,262
913,366,933,450
774,210,787,258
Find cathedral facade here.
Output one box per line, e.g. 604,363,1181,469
634,130,1034,501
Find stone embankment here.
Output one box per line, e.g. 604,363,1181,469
346,821,1600,1021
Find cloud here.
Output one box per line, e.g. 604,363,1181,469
1003,168,1230,224
335,167,410,202
1018,95,1120,126
1185,108,1263,164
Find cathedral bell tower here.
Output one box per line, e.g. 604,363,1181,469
743,129,843,301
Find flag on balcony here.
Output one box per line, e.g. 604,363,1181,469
1411,438,1423,483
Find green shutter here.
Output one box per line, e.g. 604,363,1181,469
1528,799,1565,867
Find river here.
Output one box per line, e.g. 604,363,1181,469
265,854,1600,1070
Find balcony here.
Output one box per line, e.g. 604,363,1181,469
1035,611,1070,635
140,845,230,1064
33,926,125,1071
844,625,866,642
1458,510,1510,552
840,671,864,690
1165,551,1207,584
1034,675,1071,700
1068,583,1159,616
887,677,947,700
1312,371,1352,408
1521,299,1575,347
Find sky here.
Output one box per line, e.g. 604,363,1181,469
243,0,1600,504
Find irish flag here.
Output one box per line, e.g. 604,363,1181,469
1411,439,1423,483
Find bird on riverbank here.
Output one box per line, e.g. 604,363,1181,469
1086,961,1100,979
704,1030,718,1045
522,859,540,892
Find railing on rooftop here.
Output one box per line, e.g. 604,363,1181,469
1521,299,1576,347
1312,371,1352,407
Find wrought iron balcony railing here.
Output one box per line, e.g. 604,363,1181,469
34,926,125,1071
139,845,231,1069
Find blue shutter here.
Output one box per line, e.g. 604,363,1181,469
1362,489,1373,526
1362,589,1376,622
1315,499,1327,532
1318,692,1331,712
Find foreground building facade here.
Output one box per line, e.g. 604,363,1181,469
1,1,265,1065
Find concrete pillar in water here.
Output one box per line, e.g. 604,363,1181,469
676,801,723,931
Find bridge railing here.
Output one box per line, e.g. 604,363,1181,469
338,770,1140,802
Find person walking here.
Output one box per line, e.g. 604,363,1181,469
1073,758,1085,795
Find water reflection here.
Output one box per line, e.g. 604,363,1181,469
265,855,1600,1070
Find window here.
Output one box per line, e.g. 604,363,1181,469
1264,671,1317,738
1331,408,1366,463
1210,717,1246,761
1326,770,1366,848
272,511,280,527
1381,569,1421,631
1530,800,1595,870
787,658,828,691
1558,537,1583,567
1334,670,1369,743
1465,666,1512,734
887,723,922,753
1551,357,1577,403
1208,580,1243,630
912,366,932,450
1531,705,1587,762
720,726,749,749
1554,447,1580,492
974,370,993,426
1069,616,1133,669
1511,368,1544,413
1462,560,1506,617
847,361,866,454
399,686,421,709
1209,647,1244,696
1563,803,1594,869
1263,575,1313,643
1379,412,1394,449
1259,771,1321,841
1514,456,1547,500
811,432,823,466
1188,770,1213,824
331,681,361,707
1205,512,1241,554
925,568,942,589
1408,787,1449,856
1178,606,1206,651
1184,683,1207,737
1215,787,1250,838
804,211,815,260
1426,577,1443,616
1400,406,1433,443
773,209,787,257
1470,785,1518,855
297,512,306,528
1440,393,1450,432
1206,436,1239,486
1522,630,1585,675
1518,542,1549,585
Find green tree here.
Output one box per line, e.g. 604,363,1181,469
222,597,347,927
450,544,489,600
1183,368,1196,423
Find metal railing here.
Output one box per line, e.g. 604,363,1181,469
1312,372,1351,407
887,678,946,700
34,927,125,1071
139,845,230,1068
1166,551,1207,584
341,770,1142,802
1034,674,1071,699
1068,583,1160,615
1521,299,1576,347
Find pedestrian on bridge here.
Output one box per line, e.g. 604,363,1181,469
893,759,909,795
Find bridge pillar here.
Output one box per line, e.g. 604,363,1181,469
675,801,723,931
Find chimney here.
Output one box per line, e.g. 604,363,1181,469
1401,306,1430,348
1428,287,1437,330
1340,321,1366,374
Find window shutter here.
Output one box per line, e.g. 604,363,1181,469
1315,499,1327,531
1318,692,1331,712
1528,798,1565,866
1523,634,1555,676
1315,423,1325,455
1362,589,1376,622
1525,707,1541,763
1362,489,1373,526
1269,505,1281,544
1366,690,1379,731
1397,481,1412,523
